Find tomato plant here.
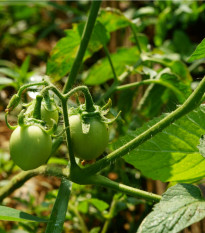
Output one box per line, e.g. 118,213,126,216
9,125,52,171
69,114,109,160
2,1,205,233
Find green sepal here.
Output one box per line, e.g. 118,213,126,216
6,94,21,112
101,111,121,124
101,98,112,116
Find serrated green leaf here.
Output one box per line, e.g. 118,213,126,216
113,105,205,182
0,205,47,222
84,47,140,85
138,183,205,233
188,38,205,62
46,22,110,81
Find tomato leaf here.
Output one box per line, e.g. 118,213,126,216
84,47,140,85
0,205,48,222
138,184,205,233
188,38,205,62
113,105,205,183
46,22,110,82
98,8,131,32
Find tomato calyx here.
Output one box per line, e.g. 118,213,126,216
69,98,120,134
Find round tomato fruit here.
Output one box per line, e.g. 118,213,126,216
69,114,109,160
9,125,52,170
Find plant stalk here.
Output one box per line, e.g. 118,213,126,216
63,1,102,93
83,76,205,175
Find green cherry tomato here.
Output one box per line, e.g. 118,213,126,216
9,125,52,171
69,114,109,160
41,102,59,128
26,100,59,128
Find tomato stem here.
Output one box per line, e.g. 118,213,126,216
33,95,43,120
63,1,102,93
83,76,205,176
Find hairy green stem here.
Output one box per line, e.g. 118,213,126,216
63,1,102,93
83,76,205,175
0,167,161,203
61,99,77,168
91,175,161,203
64,86,95,112
50,2,102,231
33,95,43,120
45,179,72,233
0,165,70,203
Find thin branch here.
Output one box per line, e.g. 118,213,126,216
103,43,118,82
0,165,70,202
63,1,102,93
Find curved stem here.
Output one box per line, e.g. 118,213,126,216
63,1,102,93
0,165,161,204
18,81,48,97
83,76,205,175
0,165,70,203
41,85,63,101
64,86,95,112
5,112,17,130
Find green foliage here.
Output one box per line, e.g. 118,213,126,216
188,38,205,62
46,22,110,81
138,184,205,233
0,206,47,222
114,105,205,183
84,47,140,85
1,1,205,233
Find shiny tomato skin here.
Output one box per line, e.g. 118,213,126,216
69,114,109,160
9,125,52,170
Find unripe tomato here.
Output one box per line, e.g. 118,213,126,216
26,100,59,128
9,125,52,170
69,114,109,160
41,102,59,128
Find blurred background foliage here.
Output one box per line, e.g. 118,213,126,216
0,1,205,232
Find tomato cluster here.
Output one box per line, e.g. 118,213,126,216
7,85,114,171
